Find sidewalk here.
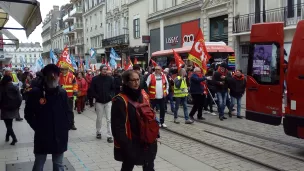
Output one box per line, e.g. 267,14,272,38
0,103,218,171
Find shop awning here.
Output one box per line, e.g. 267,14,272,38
2,29,19,49
0,0,42,38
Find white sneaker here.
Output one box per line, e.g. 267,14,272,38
204,111,210,114
159,124,162,127
210,112,217,116
161,123,167,128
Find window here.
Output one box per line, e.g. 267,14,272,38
172,0,177,6
133,18,140,38
248,43,280,85
153,0,158,12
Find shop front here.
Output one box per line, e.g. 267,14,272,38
129,45,148,69
150,19,200,55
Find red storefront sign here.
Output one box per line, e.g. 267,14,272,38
181,20,200,47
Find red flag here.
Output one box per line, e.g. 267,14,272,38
124,56,133,70
188,29,210,74
173,50,185,71
134,58,138,65
150,59,158,67
102,58,105,65
56,46,74,72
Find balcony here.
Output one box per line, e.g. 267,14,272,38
102,34,129,47
70,7,82,17
233,4,304,33
72,23,83,32
75,37,84,46
63,13,74,22
63,25,75,35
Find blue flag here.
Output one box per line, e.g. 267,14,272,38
50,50,58,64
90,48,96,59
109,57,117,69
110,48,121,60
37,56,45,68
85,58,90,70
70,55,78,69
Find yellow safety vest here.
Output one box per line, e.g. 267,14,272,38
174,76,188,98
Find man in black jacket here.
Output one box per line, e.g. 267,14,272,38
213,63,229,121
90,65,114,143
113,69,122,95
24,64,72,171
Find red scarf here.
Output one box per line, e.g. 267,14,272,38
217,67,227,76
233,74,245,80
197,73,208,95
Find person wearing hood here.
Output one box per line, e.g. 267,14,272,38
24,64,72,170
227,70,246,119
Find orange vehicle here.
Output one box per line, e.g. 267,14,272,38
246,21,304,139
151,42,236,71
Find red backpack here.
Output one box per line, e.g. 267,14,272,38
121,90,159,144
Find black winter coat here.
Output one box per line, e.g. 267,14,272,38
213,71,229,92
189,74,206,94
90,75,115,104
113,75,122,95
24,87,71,154
0,83,22,120
111,93,157,165
227,76,246,98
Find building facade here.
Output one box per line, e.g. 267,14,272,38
233,0,303,73
62,0,85,61
148,0,202,56
83,0,106,63
103,0,129,64
128,0,149,68
5,42,43,70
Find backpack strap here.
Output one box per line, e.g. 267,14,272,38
115,93,132,140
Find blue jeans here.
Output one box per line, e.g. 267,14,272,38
174,97,189,120
216,92,228,117
165,92,175,113
32,153,64,171
231,96,242,116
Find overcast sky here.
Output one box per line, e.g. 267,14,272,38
4,0,70,44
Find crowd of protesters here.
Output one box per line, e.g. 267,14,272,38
0,61,246,171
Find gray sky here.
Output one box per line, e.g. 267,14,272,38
4,0,70,44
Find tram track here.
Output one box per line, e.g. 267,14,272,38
168,110,304,149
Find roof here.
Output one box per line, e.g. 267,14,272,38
151,42,234,57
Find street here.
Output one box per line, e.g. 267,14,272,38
0,101,304,171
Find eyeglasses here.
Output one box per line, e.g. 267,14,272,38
129,79,140,83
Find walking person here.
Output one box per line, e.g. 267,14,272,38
146,66,169,128
227,70,246,119
58,65,78,130
205,68,217,116
111,70,158,171
76,72,88,114
90,65,114,143
163,68,175,114
213,63,229,121
113,69,123,96
24,64,72,171
189,67,208,120
85,69,94,107
0,75,22,145
173,68,194,124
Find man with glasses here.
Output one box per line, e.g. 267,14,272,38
90,65,114,143
146,66,169,128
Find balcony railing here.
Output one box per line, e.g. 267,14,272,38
75,37,84,45
73,23,83,30
63,13,69,21
63,25,75,34
233,4,304,33
102,34,129,47
70,7,82,17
